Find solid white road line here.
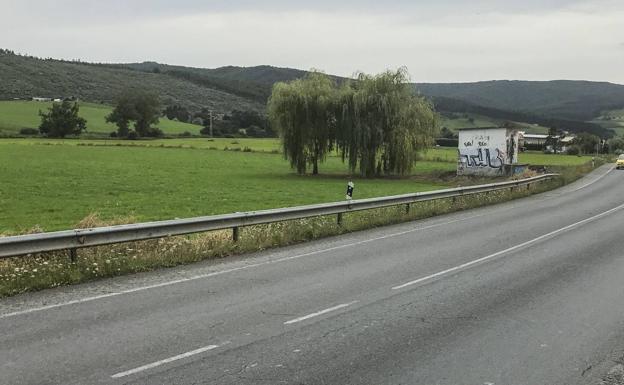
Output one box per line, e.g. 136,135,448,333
284,301,359,325
572,166,614,192
392,201,624,290
111,342,229,379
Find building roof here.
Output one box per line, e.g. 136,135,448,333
456,126,504,131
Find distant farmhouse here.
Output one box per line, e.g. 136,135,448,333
518,131,576,153
31,96,69,102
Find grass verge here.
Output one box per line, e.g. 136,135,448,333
0,160,602,298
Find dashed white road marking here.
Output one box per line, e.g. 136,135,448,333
111,341,229,379
284,301,359,325
392,201,624,290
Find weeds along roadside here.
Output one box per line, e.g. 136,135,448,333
0,160,604,297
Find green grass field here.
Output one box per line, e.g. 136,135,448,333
0,140,454,232
0,137,282,152
0,139,594,233
0,101,203,135
439,113,549,134
424,147,593,166
591,109,624,137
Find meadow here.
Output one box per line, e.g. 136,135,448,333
438,113,550,134
0,100,203,135
592,108,624,137
0,138,593,233
0,137,600,297
0,140,453,232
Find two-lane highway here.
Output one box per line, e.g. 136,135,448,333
2,165,624,384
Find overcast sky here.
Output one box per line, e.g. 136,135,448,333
2,0,623,83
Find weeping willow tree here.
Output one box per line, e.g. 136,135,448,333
336,68,438,177
267,71,336,174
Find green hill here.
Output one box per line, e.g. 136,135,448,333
415,80,624,121
0,51,263,114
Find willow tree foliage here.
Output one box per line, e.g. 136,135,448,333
268,68,438,177
267,71,336,174
336,68,438,177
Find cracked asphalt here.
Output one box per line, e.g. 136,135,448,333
2,165,624,384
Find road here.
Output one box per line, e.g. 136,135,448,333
1,165,624,385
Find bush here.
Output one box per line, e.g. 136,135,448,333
179,131,192,137
566,146,580,156
109,131,118,138
19,128,39,136
127,130,138,140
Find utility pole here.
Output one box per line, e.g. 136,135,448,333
209,110,213,138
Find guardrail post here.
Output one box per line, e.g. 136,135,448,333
405,203,410,214
337,213,343,226
232,227,239,242
69,248,77,263
527,183,531,191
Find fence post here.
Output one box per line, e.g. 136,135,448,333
232,227,239,242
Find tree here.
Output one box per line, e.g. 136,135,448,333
164,104,190,123
106,90,162,138
573,132,600,154
39,100,86,138
268,68,438,177
546,127,563,154
608,137,624,154
336,68,438,177
268,71,336,174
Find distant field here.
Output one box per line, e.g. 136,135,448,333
0,100,203,135
439,113,549,134
439,114,497,130
0,137,282,152
0,141,453,232
0,138,595,232
424,147,594,166
592,109,624,137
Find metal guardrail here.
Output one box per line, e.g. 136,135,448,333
0,174,558,259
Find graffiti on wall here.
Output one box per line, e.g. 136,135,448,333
456,129,517,176
458,147,505,169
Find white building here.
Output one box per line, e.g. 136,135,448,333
457,127,520,176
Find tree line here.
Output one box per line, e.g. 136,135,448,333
35,89,271,139
268,68,439,177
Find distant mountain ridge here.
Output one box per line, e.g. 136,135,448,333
415,80,624,121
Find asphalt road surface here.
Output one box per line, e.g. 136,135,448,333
2,165,624,385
